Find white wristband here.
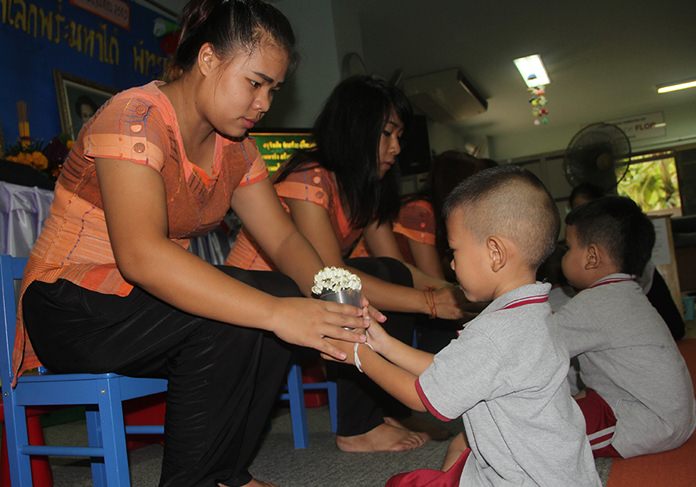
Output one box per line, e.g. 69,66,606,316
353,341,374,373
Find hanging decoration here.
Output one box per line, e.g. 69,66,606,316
528,86,549,125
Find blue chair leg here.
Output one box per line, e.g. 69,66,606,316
286,364,308,449
327,380,338,433
4,401,34,486
98,381,131,486
86,407,108,487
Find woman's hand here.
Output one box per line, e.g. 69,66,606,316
270,297,368,360
321,336,357,365
431,285,470,320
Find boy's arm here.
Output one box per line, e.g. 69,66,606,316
357,344,427,412
374,332,435,377
363,316,434,376
326,337,427,412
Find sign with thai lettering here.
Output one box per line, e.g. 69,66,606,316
1,0,168,75
1,0,174,143
250,131,316,174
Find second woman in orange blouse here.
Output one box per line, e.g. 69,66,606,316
228,75,469,452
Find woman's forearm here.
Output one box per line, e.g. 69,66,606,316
271,230,325,296
345,265,429,314
403,262,450,290
119,237,282,330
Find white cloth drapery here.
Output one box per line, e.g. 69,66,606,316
0,180,230,263
0,181,54,257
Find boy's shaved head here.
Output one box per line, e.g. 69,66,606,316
443,165,560,269
565,196,655,276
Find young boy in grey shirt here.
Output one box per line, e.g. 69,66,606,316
549,196,695,458
325,166,600,486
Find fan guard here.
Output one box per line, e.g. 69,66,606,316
563,122,631,193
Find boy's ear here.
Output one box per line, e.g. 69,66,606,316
487,236,506,272
585,243,601,270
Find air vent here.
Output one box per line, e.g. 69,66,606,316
403,69,487,122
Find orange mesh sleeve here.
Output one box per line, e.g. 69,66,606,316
393,199,436,245
83,94,168,171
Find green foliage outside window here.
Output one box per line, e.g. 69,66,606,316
616,157,681,213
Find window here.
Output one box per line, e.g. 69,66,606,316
616,150,681,215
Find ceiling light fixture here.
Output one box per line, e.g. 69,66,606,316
657,79,696,94
513,54,550,87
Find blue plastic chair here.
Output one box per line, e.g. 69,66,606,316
0,255,167,486
281,363,337,449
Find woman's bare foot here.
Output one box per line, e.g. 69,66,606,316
336,422,428,452
385,416,452,441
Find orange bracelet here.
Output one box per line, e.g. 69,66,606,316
424,287,437,319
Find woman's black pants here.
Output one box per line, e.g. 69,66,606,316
330,257,416,436
23,266,297,487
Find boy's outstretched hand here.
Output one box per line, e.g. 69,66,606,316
361,297,387,327
363,315,391,355
321,304,395,366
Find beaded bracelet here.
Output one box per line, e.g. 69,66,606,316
353,341,375,373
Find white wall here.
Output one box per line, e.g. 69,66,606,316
261,0,365,129
261,0,341,128
427,121,466,154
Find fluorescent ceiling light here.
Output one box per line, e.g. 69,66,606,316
513,54,550,87
657,79,696,94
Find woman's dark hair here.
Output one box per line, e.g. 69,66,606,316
427,151,492,269
565,195,655,276
74,95,98,116
275,75,413,228
169,0,297,80
568,182,605,209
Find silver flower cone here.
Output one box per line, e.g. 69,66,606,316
319,289,362,307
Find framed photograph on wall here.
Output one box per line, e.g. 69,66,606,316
53,71,116,140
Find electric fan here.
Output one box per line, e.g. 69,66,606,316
563,122,632,193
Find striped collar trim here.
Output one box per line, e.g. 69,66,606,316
501,294,550,310
589,273,635,289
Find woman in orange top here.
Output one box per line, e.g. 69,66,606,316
228,76,469,452
18,2,370,486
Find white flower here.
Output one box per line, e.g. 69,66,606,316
312,266,362,295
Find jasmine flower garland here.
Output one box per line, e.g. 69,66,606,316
312,266,362,295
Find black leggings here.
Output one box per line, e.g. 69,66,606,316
23,267,298,487
329,257,416,436
646,269,685,341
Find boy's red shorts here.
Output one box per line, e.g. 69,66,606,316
575,388,622,458
386,448,470,486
